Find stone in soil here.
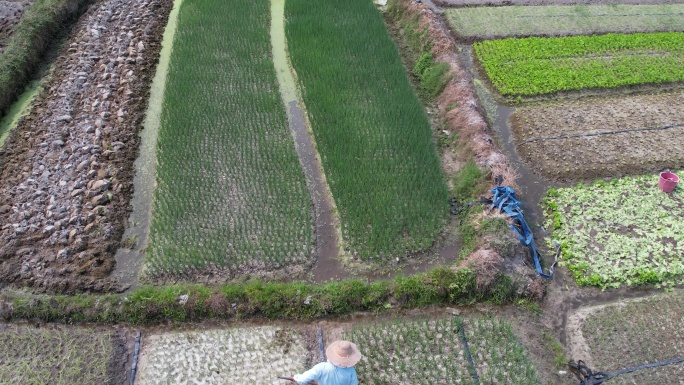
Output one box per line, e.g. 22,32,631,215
0,0,172,292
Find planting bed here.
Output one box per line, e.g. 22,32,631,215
445,4,684,41
576,292,684,384
136,326,309,385
286,0,448,261
147,0,313,280
0,0,171,292
511,92,684,181
475,32,684,97
435,0,684,5
345,316,540,384
0,324,126,384
544,174,684,288
0,0,33,53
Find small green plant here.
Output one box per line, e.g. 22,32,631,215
543,332,567,369
453,161,486,201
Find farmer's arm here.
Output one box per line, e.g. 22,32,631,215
293,362,325,384
351,369,359,385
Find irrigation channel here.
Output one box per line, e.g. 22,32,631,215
459,45,564,226
270,0,346,282
112,0,183,288
0,80,43,149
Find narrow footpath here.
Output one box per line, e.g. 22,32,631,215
270,0,347,281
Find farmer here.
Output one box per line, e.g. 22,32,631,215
290,340,361,385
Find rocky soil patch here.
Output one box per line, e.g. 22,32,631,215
0,0,171,292
0,0,33,54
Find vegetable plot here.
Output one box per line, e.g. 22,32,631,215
136,327,308,385
347,316,540,384
0,326,115,384
286,0,448,261
148,0,313,276
475,32,684,96
446,4,684,41
511,92,684,181
581,292,684,384
544,175,684,289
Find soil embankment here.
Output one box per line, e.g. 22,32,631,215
0,0,172,292
0,0,33,53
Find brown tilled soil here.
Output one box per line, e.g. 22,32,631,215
0,0,33,53
0,0,171,293
435,0,684,7
511,91,684,182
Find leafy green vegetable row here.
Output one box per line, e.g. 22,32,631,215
148,0,313,275
544,175,684,289
475,32,684,96
285,0,449,260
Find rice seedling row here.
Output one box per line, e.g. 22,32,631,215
446,4,684,41
285,0,449,261
136,326,309,385
147,0,313,277
580,292,684,384
544,175,684,289
511,92,684,181
0,325,116,384
475,32,684,96
345,316,540,384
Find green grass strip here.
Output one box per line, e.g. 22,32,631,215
446,4,684,40
148,0,313,274
475,32,684,96
544,175,684,289
285,0,449,261
1,267,526,324
0,0,89,116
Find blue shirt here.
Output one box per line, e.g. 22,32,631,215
294,361,359,385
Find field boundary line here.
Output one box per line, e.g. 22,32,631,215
519,122,684,145
270,0,347,278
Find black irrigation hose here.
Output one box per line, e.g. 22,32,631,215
454,316,481,385
130,331,141,385
317,327,325,363
519,123,684,145
569,357,684,385
516,12,684,18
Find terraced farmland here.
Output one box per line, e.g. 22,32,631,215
512,92,684,181
475,32,684,96
446,4,684,41
346,316,540,384
544,175,684,289
147,0,313,278
286,0,449,261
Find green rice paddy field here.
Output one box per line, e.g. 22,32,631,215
147,0,313,276
286,0,448,261
446,4,684,40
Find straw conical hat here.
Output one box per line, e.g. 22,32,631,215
326,340,362,368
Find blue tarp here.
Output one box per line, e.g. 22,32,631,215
490,186,554,279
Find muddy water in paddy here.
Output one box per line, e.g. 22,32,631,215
112,0,183,289
271,0,346,282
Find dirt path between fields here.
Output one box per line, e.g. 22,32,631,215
0,0,171,293
270,0,347,282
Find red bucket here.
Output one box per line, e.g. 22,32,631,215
659,172,679,193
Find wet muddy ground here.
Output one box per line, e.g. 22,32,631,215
512,92,684,182
0,0,171,293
